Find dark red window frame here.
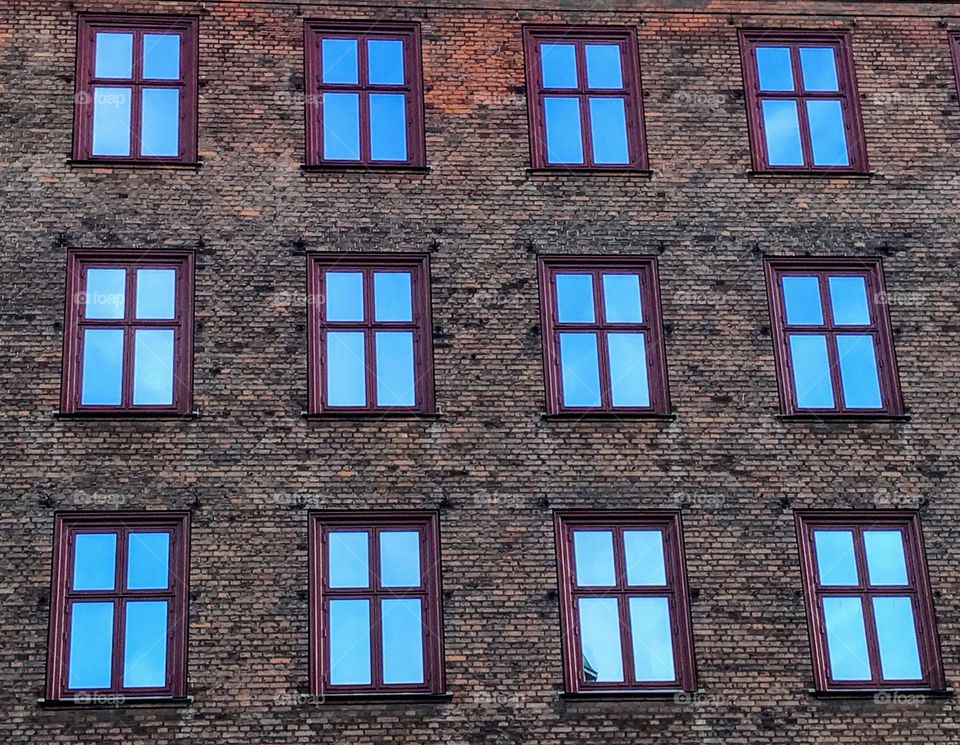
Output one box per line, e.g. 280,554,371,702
764,257,902,416
554,511,696,694
538,255,670,415
303,21,425,168
949,34,960,106
73,14,198,163
46,511,190,702
308,511,445,696
522,25,648,170
61,250,195,415
739,30,867,173
795,511,944,692
306,253,435,415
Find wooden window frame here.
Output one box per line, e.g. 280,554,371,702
949,33,960,106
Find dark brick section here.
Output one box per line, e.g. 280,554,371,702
2,0,960,742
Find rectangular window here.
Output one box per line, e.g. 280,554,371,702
523,26,647,170
554,511,695,693
61,251,194,415
46,512,190,701
796,511,944,691
304,22,424,167
765,258,901,416
739,30,866,172
307,254,434,414
309,512,445,695
950,34,960,105
74,15,198,162
538,256,669,415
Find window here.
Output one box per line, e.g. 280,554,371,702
795,511,944,691
765,258,901,416
523,26,647,170
304,22,425,167
61,251,194,415
950,34,960,105
74,15,198,162
739,31,866,172
46,512,190,701
538,256,669,415
309,512,445,696
554,511,696,693
307,254,434,414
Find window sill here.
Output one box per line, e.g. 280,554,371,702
747,169,873,179
526,167,653,177
561,689,694,701
776,413,910,423
67,159,202,171
38,695,194,709
302,410,441,420
300,163,430,174
309,692,453,705
807,687,952,700
541,412,676,421
54,410,200,420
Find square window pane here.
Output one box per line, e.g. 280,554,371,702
607,332,650,407
127,532,170,590
624,530,666,586
822,596,872,681
325,272,364,322
836,334,882,409
813,530,858,586
573,530,616,586
381,598,424,684
540,43,577,88
326,331,366,407
559,332,601,407
755,46,794,91
141,88,180,157
94,32,133,78
322,38,358,84
68,601,114,689
556,274,595,323
807,100,849,167
73,533,117,590
328,531,369,588
136,269,176,319
375,331,415,407
369,93,408,161
133,328,175,406
85,268,126,319
374,272,413,321
380,531,421,587
329,599,371,685
143,34,181,79
873,596,923,681
828,276,870,325
629,596,676,682
781,276,823,325
368,39,404,85
585,44,623,88
588,97,629,164
123,600,168,688
577,597,624,683
544,97,584,164
788,334,834,409
602,274,642,323
864,530,909,586
799,47,839,92
761,99,803,166
323,92,360,160
81,328,124,406
92,87,132,157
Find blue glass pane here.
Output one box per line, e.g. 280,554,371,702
588,97,629,164
322,38,358,84
370,93,407,161
788,334,834,409
380,531,420,587
813,530,858,586
325,272,363,321
573,530,616,587
585,44,623,88
85,268,126,319
329,599,371,684
92,87,132,156
127,532,170,590
94,33,133,78
836,334,882,409
323,93,360,160
544,97,584,164
143,34,181,79
799,47,839,92
375,331,415,407
624,530,666,586
123,600,168,688
578,597,624,682
602,274,642,323
136,269,176,319
823,596,871,681
608,332,649,407
761,99,803,166
755,46,794,91
556,274,594,323
381,598,424,684
807,100,849,166
559,333,601,407
328,531,369,588
73,533,117,590
368,39,404,85
540,43,577,88
373,272,412,321
629,597,676,682
133,329,174,406
141,88,180,157
828,276,870,325
326,331,366,406
864,530,908,586
68,602,114,689
873,596,922,680
81,328,124,406
781,276,823,325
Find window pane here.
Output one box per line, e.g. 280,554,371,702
555,274,595,323
322,38,358,84
629,596,676,682
585,44,623,88
578,597,624,682
559,333,601,407
133,328,175,406
836,334,882,409
608,332,650,407
602,274,642,323
807,99,849,167
540,43,577,88
323,92,360,160
755,46,794,91
141,88,180,157
68,602,114,689
380,531,421,587
85,268,126,319
761,99,803,166
873,596,923,681
92,87,132,156
573,530,616,587
373,272,413,321
94,32,133,78
143,34,181,80
135,269,176,319
781,276,823,325
788,334,834,409
369,93,407,161
326,331,366,406
822,596,872,681
799,47,839,92
864,530,909,586
813,530,858,586
375,331,415,407
828,276,870,325
325,272,363,322
588,97,629,164
328,531,369,588
81,328,124,406
73,533,117,590
127,532,170,590
123,600,168,688
381,598,424,684
329,599,371,685
544,97,584,164
624,530,666,586
368,39,404,85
